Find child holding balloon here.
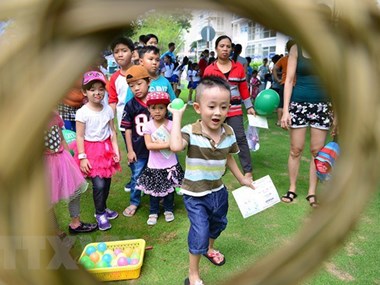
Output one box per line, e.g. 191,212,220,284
74,71,121,231
169,76,255,285
44,111,98,237
136,91,184,226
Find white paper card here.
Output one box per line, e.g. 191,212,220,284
232,175,280,218
151,124,173,159
247,114,268,129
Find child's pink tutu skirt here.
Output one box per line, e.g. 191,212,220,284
45,149,88,205
73,137,121,178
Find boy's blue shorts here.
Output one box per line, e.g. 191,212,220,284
183,187,228,255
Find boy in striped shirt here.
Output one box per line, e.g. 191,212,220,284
169,76,255,285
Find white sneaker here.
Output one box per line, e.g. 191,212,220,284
147,214,158,226
187,100,193,105
164,211,175,222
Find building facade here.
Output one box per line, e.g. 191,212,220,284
183,10,291,63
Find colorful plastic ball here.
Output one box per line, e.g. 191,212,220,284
96,260,109,268
130,252,139,259
79,255,91,265
114,248,123,256
111,259,118,267
117,256,129,266
254,89,280,116
102,253,112,264
82,260,95,269
130,258,139,265
85,245,97,256
103,249,115,257
117,253,127,259
89,252,100,263
97,242,107,252
171,98,185,110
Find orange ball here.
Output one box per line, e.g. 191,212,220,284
89,252,100,263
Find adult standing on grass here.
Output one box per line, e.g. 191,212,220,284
204,35,255,179
280,42,336,208
169,76,254,285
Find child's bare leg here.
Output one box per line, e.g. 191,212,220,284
189,253,202,284
208,238,216,253
70,216,81,228
206,238,224,263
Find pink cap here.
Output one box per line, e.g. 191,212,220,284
82,71,107,86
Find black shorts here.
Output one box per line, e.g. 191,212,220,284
289,101,333,130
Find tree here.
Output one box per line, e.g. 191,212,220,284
131,9,193,56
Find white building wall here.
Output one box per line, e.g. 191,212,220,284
184,10,291,63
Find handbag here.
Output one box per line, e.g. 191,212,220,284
246,125,260,152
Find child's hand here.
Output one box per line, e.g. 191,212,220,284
167,103,187,117
240,176,255,190
80,159,92,175
113,152,120,163
127,151,137,164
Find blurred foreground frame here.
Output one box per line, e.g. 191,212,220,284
1,0,380,284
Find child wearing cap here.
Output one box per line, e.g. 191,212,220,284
74,71,121,231
136,91,184,225
120,65,151,217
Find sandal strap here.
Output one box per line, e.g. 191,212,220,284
282,191,297,201
306,195,319,207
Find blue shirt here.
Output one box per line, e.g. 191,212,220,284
125,75,176,103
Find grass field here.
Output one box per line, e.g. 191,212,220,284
55,87,380,285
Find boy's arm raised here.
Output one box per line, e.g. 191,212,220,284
168,104,187,152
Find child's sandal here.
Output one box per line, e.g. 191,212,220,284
281,191,297,203
306,195,319,208
147,214,158,226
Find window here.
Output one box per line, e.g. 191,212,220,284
248,22,255,40
262,46,276,59
262,28,276,38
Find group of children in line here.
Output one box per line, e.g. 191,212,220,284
45,35,255,285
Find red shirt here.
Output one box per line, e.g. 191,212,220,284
198,57,208,77
203,60,253,117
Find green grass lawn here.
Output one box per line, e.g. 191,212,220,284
55,87,380,285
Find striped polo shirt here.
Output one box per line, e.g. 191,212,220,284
180,120,239,197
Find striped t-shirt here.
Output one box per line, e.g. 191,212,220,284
180,120,239,197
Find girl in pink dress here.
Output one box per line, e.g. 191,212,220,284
44,111,97,237
73,71,121,231
136,91,184,226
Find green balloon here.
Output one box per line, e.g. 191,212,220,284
171,98,185,110
254,89,280,116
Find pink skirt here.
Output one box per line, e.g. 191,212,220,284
45,149,88,205
73,137,121,178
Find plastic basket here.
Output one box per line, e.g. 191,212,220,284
78,239,146,281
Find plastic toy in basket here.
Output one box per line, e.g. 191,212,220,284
78,239,145,281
